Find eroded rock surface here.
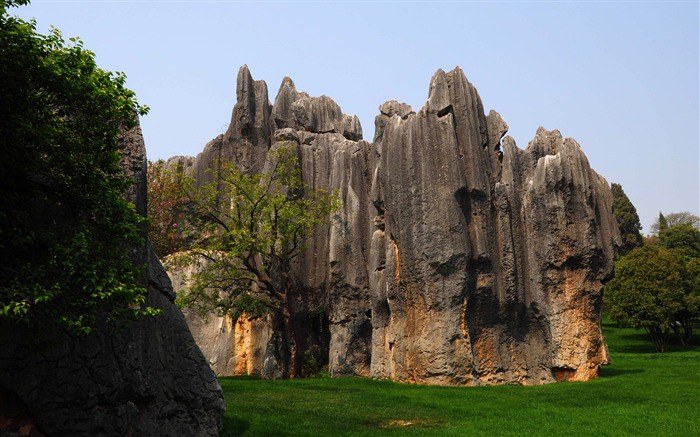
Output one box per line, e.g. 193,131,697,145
170,66,620,385
370,69,618,384
0,120,225,436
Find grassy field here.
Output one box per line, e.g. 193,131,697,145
219,322,700,436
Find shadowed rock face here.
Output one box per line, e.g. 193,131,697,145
0,120,225,436
172,65,620,385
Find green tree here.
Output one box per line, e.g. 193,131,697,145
610,183,643,256
657,212,669,235
660,223,700,258
0,0,155,334
170,144,339,377
605,245,699,351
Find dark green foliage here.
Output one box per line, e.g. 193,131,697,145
659,223,700,258
605,245,699,351
0,1,29,12
656,212,669,235
610,183,643,256
0,1,155,334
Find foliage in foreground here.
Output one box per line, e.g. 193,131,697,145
0,0,155,334
218,322,700,436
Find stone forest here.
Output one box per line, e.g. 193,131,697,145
167,65,620,386
1,64,624,436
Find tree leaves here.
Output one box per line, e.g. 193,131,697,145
605,244,700,351
0,4,155,335
164,143,339,320
610,183,643,256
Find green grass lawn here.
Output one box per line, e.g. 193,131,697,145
219,322,700,436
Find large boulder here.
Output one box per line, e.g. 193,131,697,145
0,119,225,436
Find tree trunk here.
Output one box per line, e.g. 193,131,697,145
280,304,299,378
646,325,668,352
278,277,303,378
671,321,688,347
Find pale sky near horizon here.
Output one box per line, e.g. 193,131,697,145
12,0,700,233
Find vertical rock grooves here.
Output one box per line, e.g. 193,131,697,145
171,65,621,385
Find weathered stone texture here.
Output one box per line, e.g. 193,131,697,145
0,120,225,436
170,66,620,386
368,68,619,384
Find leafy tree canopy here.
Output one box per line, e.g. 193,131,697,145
0,1,155,335
170,145,338,317
605,245,699,351
660,223,700,258
610,183,643,256
161,144,339,376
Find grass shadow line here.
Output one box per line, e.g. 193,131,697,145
598,366,644,378
222,416,250,436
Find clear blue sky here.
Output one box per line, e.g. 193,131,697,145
13,0,700,233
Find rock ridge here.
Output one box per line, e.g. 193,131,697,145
169,65,621,385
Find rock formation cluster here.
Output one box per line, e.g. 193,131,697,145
0,121,225,436
170,65,621,385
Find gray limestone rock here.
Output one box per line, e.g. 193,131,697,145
172,69,370,379
167,65,620,386
222,65,272,174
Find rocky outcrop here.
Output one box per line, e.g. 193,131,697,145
0,120,225,436
171,66,620,385
369,68,618,384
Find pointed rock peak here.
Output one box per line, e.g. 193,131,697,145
278,76,297,92
427,69,451,114
528,127,565,158
448,65,464,76
445,66,469,86
236,64,256,101
486,109,509,151
237,64,254,84
535,126,562,139
428,69,448,95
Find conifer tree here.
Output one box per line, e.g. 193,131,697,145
610,183,643,256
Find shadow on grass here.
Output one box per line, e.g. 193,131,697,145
225,374,263,381
607,332,656,354
599,366,644,378
222,416,250,436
